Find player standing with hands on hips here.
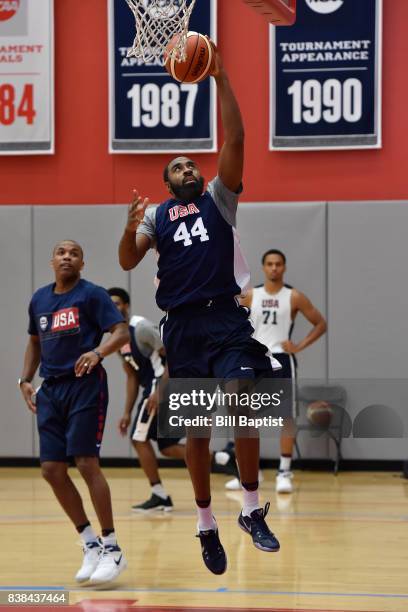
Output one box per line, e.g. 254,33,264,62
19,240,129,585
119,44,283,575
229,249,326,494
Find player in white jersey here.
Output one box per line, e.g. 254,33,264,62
231,249,327,493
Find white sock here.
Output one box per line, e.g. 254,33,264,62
279,455,292,472
197,504,216,532
151,482,167,500
102,533,117,548
214,450,230,466
79,525,98,545
242,487,261,517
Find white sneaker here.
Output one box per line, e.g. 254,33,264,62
75,540,103,583
225,477,241,490
275,471,293,494
225,470,264,490
89,544,127,585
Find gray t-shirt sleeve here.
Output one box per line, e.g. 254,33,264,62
136,206,157,247
135,318,163,355
207,176,242,228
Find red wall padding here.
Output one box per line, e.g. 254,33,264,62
0,0,407,205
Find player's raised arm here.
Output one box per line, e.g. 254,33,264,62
119,190,151,270
211,44,245,194
74,321,130,377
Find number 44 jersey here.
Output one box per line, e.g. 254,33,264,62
137,176,250,311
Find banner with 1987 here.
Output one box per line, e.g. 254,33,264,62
270,0,382,150
0,0,54,155
109,0,217,153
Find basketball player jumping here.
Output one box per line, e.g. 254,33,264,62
19,241,129,584
237,249,327,494
119,47,282,574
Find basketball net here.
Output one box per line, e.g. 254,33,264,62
125,0,197,65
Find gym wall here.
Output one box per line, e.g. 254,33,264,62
2,201,407,460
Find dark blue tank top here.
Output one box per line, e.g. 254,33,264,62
155,190,241,310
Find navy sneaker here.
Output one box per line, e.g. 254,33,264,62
196,528,227,575
131,493,173,512
238,502,280,552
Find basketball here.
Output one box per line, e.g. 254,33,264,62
164,31,215,84
306,401,334,427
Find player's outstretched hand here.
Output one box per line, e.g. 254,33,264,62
20,381,37,414
118,414,131,436
126,190,150,233
74,350,101,377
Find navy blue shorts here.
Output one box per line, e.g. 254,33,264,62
36,366,108,463
160,297,277,379
130,382,183,451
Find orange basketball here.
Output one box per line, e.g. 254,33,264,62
164,31,215,84
306,401,334,427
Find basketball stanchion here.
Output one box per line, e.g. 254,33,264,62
243,0,297,25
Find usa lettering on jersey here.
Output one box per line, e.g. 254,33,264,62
169,203,200,222
262,298,279,308
51,307,79,331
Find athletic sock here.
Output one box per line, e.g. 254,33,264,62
241,482,261,517
196,498,216,532
279,455,292,473
101,530,117,548
78,524,98,545
151,482,168,500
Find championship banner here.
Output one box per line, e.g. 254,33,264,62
0,0,54,155
270,0,382,150
109,0,217,153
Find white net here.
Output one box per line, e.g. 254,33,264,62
125,0,197,65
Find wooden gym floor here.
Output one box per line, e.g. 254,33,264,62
0,467,407,612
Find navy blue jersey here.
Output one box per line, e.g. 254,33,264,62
137,177,250,311
28,279,124,379
119,316,164,389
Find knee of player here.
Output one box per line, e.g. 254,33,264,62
132,440,150,451
41,461,68,485
75,456,100,479
281,417,296,435
160,444,180,457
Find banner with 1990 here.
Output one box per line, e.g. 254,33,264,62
271,0,382,150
